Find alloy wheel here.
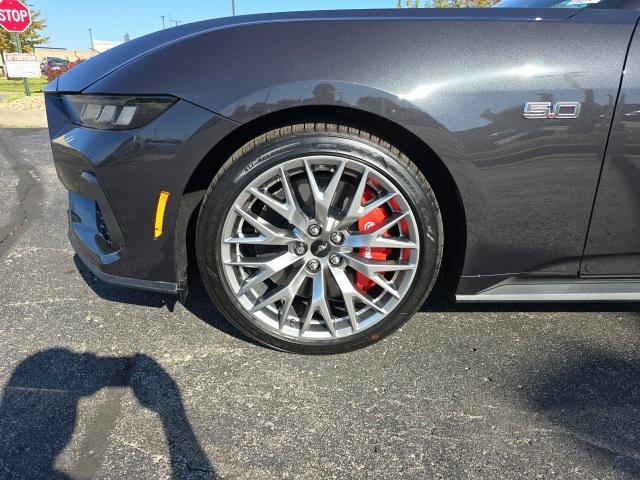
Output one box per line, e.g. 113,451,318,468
220,155,420,341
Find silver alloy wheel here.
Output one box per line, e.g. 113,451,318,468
220,155,420,341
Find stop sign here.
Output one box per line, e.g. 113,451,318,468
0,0,31,33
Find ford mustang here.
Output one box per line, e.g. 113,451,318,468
45,0,640,353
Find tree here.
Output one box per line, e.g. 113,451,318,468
0,9,49,53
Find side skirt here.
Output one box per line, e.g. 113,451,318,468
456,277,640,302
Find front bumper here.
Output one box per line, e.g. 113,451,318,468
45,93,238,294
70,230,179,294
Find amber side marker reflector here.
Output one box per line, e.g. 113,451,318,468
154,191,170,239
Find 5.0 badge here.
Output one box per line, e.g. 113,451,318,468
523,102,581,119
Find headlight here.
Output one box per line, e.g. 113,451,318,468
62,95,176,130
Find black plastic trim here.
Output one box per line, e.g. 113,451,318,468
78,172,125,249
457,277,640,302
71,232,179,295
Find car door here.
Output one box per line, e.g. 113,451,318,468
581,24,640,276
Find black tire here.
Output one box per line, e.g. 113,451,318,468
196,123,443,354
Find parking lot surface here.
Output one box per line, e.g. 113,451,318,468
1,128,639,479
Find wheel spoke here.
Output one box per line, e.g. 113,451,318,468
362,192,397,217
235,270,273,297
229,205,300,246
367,236,418,249
343,255,401,299
279,167,297,207
303,159,323,215
337,166,370,228
329,266,386,332
249,266,308,329
343,233,417,250
248,167,309,231
369,274,401,299
323,160,347,215
278,285,301,330
343,212,417,249
366,211,409,236
229,252,301,296
224,234,267,245
343,253,416,274
303,158,346,226
300,270,336,337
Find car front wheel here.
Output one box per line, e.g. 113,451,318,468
196,123,443,354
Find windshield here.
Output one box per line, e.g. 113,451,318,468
494,0,636,7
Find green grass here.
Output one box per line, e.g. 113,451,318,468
0,77,48,95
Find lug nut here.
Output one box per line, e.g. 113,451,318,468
308,224,322,237
329,254,343,266
307,259,321,273
330,231,344,245
293,242,307,256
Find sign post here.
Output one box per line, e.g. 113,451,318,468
0,0,33,96
13,32,29,95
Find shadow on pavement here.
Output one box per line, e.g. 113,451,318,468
522,350,640,477
424,292,640,476
180,278,260,346
0,349,216,479
74,255,179,312
73,255,255,346
74,253,640,346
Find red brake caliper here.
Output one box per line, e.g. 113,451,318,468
356,187,391,292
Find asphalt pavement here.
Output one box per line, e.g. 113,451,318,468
1,127,639,479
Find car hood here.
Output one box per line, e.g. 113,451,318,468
55,8,575,93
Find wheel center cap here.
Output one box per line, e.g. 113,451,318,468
310,239,330,258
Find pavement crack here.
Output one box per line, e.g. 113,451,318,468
5,386,75,394
4,298,80,307
0,131,44,258
111,434,158,458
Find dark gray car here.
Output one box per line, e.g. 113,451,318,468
44,0,640,353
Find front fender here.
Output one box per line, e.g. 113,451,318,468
85,10,637,285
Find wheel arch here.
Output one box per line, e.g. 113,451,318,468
175,106,466,300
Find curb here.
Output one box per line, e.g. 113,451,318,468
0,108,47,128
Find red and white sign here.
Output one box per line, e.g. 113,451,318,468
0,0,31,33
3,52,39,78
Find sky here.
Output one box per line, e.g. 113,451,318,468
31,0,396,50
